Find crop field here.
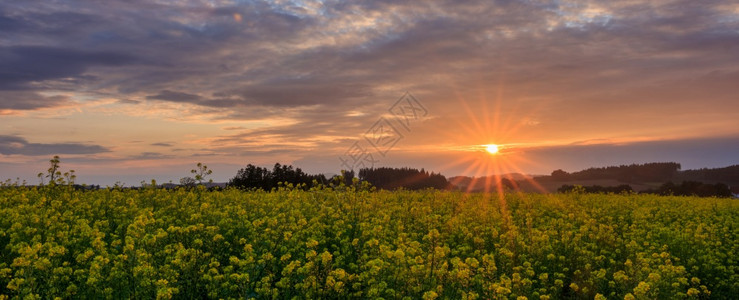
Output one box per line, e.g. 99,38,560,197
0,186,736,299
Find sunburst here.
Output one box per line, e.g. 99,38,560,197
432,83,550,199
485,144,499,154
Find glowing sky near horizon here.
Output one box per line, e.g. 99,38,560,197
1,0,738,185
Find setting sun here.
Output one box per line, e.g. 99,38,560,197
485,144,499,154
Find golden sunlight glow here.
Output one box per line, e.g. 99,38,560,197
431,86,551,198
485,144,499,154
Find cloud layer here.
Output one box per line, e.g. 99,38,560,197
2,1,734,112
1,0,738,183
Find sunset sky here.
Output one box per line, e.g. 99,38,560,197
1,0,738,185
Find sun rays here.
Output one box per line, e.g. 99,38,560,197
432,84,551,197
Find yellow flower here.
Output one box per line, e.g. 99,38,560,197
569,282,579,292
633,281,650,296
422,291,438,300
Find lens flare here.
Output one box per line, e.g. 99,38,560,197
485,144,499,154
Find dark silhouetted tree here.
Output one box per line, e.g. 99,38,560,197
500,178,519,190
180,177,196,187
550,169,570,181
229,163,326,190
643,181,732,198
358,167,449,190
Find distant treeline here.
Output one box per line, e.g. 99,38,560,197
548,162,681,182
227,162,736,195
678,165,739,183
229,164,449,191
545,163,739,186
229,163,328,190
358,167,450,190
642,181,733,198
558,181,733,198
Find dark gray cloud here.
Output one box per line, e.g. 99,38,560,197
0,46,136,90
0,12,22,31
150,142,173,147
221,80,372,107
148,80,371,108
0,91,70,110
2,0,736,116
147,90,203,103
131,152,174,160
0,135,109,155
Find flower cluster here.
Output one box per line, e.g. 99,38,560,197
0,186,736,298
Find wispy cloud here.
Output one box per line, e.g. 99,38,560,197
0,135,109,156
0,91,71,110
150,142,173,147
131,152,174,160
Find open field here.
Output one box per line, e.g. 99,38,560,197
1,186,737,299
